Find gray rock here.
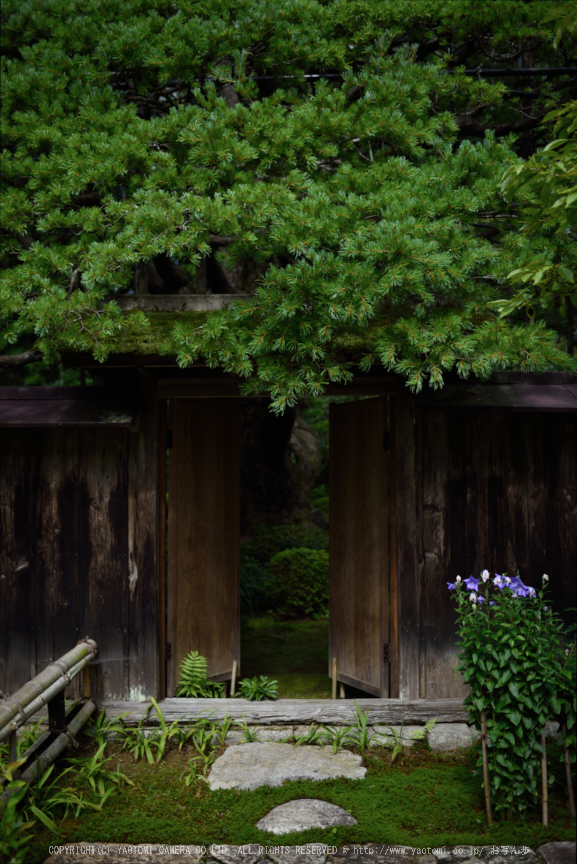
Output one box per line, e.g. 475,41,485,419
256,798,357,834
209,844,265,864
370,725,420,748
268,845,328,864
222,725,292,746
436,846,539,864
428,723,477,751
208,742,366,791
538,842,577,864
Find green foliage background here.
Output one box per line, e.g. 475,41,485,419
1,0,576,404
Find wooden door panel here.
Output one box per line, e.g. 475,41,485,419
167,400,240,696
329,398,389,697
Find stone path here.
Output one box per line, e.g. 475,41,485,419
43,841,576,864
208,742,366,790
255,799,357,834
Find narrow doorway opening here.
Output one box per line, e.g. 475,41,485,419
164,394,393,700
239,396,331,699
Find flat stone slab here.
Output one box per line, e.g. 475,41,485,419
256,798,357,834
538,843,576,864
208,742,366,790
428,723,477,752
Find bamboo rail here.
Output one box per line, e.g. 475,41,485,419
0,638,98,797
0,638,97,743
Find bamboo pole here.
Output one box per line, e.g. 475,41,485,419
541,733,548,827
1,700,96,806
230,660,237,697
0,639,97,735
331,658,337,700
0,656,91,742
562,723,576,818
481,710,493,825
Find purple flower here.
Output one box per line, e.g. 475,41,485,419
447,582,457,591
476,595,486,603
464,576,480,591
493,574,506,590
489,601,496,606
510,576,532,598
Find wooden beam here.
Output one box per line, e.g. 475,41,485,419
102,697,468,726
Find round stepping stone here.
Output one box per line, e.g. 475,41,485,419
256,798,357,835
208,742,366,790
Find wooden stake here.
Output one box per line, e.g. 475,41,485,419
339,683,346,699
83,665,91,702
481,710,493,825
230,660,237,697
562,723,576,818
332,658,337,700
541,733,548,827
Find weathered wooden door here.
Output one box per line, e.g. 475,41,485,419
167,400,240,696
329,398,390,697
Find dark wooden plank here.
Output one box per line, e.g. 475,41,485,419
330,398,389,697
418,411,468,699
157,399,168,698
81,427,130,701
127,381,159,701
392,392,420,701
0,429,39,693
167,401,240,695
416,384,577,411
102,697,468,726
0,401,138,427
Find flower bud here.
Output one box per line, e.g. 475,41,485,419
482,569,489,582
456,575,461,583
469,592,477,602
543,574,549,582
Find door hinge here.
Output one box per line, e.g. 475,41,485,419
166,430,173,450
383,430,390,451
166,641,172,661
383,643,389,663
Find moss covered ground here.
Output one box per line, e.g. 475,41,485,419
240,615,332,698
24,738,575,863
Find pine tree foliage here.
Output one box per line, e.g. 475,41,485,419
1,0,575,404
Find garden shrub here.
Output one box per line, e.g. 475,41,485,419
241,523,328,564
449,571,576,818
266,547,329,618
240,557,269,616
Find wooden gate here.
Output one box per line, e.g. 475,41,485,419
166,400,240,696
329,397,391,697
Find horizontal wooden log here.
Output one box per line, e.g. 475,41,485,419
113,294,251,312
102,698,468,726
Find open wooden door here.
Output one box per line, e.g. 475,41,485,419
167,400,240,696
329,397,390,697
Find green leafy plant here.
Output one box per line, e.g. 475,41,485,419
82,710,131,748
234,716,261,743
294,723,329,746
176,651,225,698
69,742,133,805
211,712,233,748
235,675,279,701
0,759,35,864
449,570,576,817
266,548,329,618
321,723,357,754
